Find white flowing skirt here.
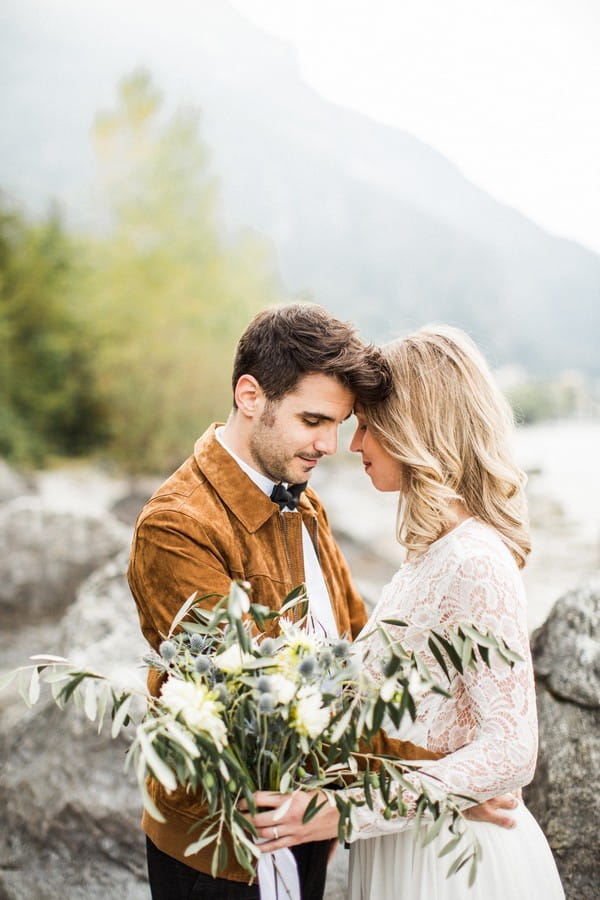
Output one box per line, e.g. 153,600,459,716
347,803,564,900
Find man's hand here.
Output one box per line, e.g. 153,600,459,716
464,793,519,828
245,790,340,852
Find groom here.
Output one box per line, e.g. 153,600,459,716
128,303,515,900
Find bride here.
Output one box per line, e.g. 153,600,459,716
251,325,564,898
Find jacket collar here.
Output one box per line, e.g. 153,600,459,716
194,424,317,533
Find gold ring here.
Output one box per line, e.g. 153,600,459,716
272,826,279,840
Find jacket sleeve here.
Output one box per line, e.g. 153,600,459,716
346,548,537,840
128,508,235,685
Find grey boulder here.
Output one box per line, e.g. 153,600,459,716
524,583,600,900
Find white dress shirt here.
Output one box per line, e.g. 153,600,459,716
216,427,339,638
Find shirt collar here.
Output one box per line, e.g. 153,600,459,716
215,425,276,498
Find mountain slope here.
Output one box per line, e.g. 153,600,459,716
1,0,598,373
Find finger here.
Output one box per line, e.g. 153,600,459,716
258,825,286,842
464,804,517,829
253,791,287,808
489,811,517,829
258,837,288,852
490,794,519,810
251,810,286,828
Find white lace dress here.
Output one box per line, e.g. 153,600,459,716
347,518,564,899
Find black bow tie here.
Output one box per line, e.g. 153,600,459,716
270,481,307,511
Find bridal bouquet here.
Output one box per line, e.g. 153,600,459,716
4,581,517,887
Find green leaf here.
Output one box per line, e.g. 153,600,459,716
329,707,354,744
57,672,88,705
302,794,329,824
96,684,109,734
168,591,201,637
279,771,292,793
460,636,473,671
438,830,464,857
278,584,309,621
84,679,98,721
496,639,523,665
111,694,133,738
468,857,478,888
459,624,496,648
30,654,70,663
427,636,450,680
0,668,20,691
421,809,449,846
184,831,218,856
136,725,177,792
28,667,41,705
435,632,463,674
446,846,472,877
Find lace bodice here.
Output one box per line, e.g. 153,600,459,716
349,518,538,840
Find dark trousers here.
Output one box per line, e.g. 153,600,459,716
146,836,330,900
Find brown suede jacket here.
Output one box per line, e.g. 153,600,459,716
127,424,438,882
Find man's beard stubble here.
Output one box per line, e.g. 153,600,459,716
249,401,321,484
248,402,292,484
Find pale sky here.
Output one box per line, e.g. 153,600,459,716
232,0,600,256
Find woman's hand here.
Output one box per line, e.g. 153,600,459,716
245,790,340,852
464,793,519,828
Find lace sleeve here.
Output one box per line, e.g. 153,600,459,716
347,535,538,841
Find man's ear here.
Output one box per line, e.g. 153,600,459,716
234,374,264,418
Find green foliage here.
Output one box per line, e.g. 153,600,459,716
1,69,281,473
0,197,107,465
507,375,589,424
4,582,520,883
85,69,281,473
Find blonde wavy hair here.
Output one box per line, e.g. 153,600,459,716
363,324,530,568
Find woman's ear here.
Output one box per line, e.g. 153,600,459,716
234,374,264,418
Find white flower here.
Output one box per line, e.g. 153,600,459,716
292,687,331,739
269,673,297,705
160,677,228,748
228,582,251,617
280,621,321,653
408,668,430,701
214,644,253,674
380,678,397,702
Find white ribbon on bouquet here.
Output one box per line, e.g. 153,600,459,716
257,847,301,900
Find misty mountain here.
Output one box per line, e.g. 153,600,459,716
1,0,599,374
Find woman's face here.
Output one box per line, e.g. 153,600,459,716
349,410,403,492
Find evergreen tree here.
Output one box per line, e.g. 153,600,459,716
0,197,106,465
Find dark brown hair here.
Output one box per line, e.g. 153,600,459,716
232,303,391,406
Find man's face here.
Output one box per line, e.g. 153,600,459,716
249,373,354,484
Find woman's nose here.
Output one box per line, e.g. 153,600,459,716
349,429,362,453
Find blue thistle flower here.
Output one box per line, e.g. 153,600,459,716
190,634,207,653
257,675,273,693
258,693,275,714
194,654,211,674
259,638,277,657
318,649,333,668
333,639,350,660
159,640,177,661
298,656,316,677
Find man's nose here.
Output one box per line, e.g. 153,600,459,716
313,428,338,456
